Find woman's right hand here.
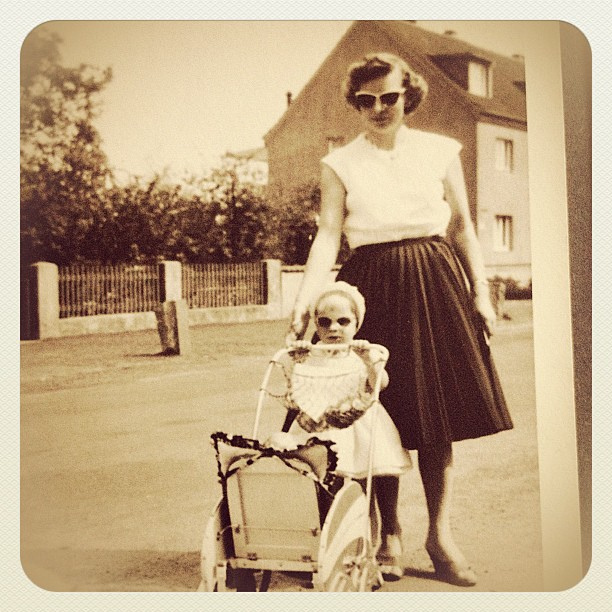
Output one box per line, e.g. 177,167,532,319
285,308,310,345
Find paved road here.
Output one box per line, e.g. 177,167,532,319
21,302,543,592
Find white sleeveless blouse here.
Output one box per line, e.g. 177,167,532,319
321,125,462,249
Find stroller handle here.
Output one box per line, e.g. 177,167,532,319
284,341,389,363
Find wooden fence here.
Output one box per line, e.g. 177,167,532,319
182,262,267,309
56,261,267,320
58,264,161,318
22,260,279,339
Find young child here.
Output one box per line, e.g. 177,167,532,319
266,282,410,579
278,281,411,481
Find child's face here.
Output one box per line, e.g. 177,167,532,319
315,293,358,344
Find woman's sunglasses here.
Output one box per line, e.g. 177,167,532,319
316,316,354,328
354,88,406,110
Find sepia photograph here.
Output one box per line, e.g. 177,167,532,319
19,19,589,596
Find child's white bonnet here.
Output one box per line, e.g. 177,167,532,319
312,281,366,330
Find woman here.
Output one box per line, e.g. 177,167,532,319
287,52,513,586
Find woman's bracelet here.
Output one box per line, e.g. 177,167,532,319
472,279,489,294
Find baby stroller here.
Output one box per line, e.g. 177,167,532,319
198,341,389,592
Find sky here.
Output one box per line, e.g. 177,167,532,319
37,20,529,182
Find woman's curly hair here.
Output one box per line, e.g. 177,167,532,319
343,52,428,116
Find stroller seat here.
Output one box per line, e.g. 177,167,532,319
212,433,339,565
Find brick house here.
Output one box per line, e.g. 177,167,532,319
263,21,530,282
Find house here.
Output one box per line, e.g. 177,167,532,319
263,21,530,283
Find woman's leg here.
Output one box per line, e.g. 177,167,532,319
418,442,476,585
418,442,464,559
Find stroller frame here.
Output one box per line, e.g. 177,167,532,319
198,342,389,592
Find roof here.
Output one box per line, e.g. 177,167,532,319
378,21,526,124
227,146,268,162
265,21,526,140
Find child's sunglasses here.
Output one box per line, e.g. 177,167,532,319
316,316,354,328
354,88,405,110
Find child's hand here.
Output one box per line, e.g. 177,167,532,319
288,340,310,362
351,339,372,360
353,341,389,391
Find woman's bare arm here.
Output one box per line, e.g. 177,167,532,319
444,156,497,334
287,163,346,340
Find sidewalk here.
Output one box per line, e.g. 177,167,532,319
21,301,533,394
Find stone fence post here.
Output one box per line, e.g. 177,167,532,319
155,261,191,355
159,260,182,302
31,262,60,339
263,259,282,318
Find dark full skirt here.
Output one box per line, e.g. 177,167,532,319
336,235,513,450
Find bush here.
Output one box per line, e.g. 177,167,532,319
266,181,351,265
490,275,532,300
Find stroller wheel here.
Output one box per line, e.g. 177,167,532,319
200,498,233,592
324,537,379,592
327,570,351,592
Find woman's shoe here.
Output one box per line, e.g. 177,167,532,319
426,547,477,587
377,534,403,581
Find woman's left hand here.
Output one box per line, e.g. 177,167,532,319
473,291,497,337
444,157,498,339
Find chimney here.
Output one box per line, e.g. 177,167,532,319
286,91,292,107
512,53,525,62
444,30,457,37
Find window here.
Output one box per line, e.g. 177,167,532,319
494,215,513,252
468,61,492,97
495,138,514,172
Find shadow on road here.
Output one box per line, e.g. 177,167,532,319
22,549,202,592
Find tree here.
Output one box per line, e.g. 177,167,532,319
191,156,272,263
85,177,188,264
20,27,113,265
266,181,351,265
85,159,275,265
265,181,320,265
19,29,334,267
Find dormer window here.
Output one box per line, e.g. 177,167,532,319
468,60,492,97
429,52,494,98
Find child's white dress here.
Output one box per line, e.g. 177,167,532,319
288,351,411,479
